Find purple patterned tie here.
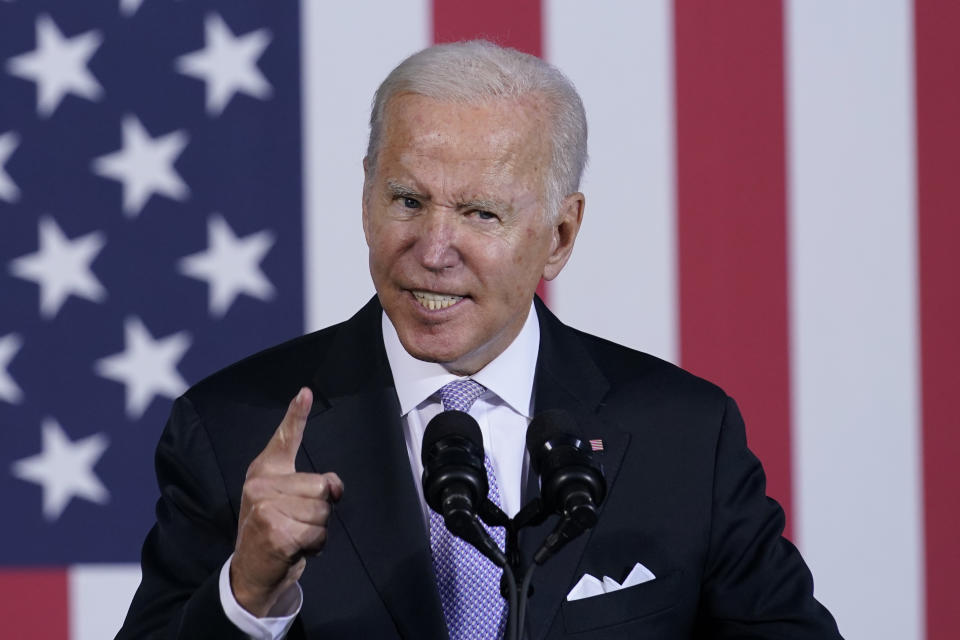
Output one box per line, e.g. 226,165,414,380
430,379,507,640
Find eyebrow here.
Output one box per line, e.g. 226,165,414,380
459,198,510,214
386,180,427,201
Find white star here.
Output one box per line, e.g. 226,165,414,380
178,214,276,317
175,13,273,116
95,316,191,419
5,14,103,117
0,333,24,404
9,216,107,319
0,131,21,202
11,418,109,521
120,0,145,17
92,115,190,217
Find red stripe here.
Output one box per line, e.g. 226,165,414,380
432,0,541,56
431,0,549,305
674,1,793,533
914,1,960,637
0,569,69,638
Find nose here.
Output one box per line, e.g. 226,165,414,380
416,210,461,271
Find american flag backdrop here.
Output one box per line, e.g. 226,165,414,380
0,1,956,638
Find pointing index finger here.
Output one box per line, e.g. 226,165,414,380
261,387,312,471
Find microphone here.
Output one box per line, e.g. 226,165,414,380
526,409,606,564
421,410,507,567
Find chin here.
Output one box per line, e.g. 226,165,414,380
401,337,464,365
396,329,479,370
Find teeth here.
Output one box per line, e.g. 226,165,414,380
412,290,463,310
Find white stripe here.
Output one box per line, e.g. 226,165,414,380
545,0,677,363
69,564,141,640
301,1,430,331
785,2,923,638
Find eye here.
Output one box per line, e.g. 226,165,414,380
474,210,498,221
401,197,421,209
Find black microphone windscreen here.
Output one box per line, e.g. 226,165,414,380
422,410,483,462
526,409,582,452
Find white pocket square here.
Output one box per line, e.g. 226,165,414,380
566,562,656,601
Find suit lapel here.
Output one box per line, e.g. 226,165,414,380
300,298,447,638
293,296,630,638
519,299,631,640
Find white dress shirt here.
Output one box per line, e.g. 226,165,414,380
219,303,541,639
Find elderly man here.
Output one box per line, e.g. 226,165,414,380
118,41,841,639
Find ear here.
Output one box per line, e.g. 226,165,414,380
361,156,371,244
542,192,585,281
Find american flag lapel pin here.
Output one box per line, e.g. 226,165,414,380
589,438,604,452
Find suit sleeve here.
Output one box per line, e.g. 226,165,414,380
696,396,843,639
115,395,248,640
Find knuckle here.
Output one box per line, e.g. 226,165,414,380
245,456,268,479
245,501,270,527
242,477,268,501
315,500,331,522
274,423,290,448
265,521,293,553
300,526,327,553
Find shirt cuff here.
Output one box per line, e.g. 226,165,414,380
219,553,302,640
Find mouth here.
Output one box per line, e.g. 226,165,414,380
410,290,465,311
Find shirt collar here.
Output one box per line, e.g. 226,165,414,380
382,302,540,419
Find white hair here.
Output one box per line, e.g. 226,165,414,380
365,40,588,220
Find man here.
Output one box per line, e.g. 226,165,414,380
118,41,842,639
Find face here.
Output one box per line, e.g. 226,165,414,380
362,93,584,375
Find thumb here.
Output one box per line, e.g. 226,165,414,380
259,387,312,472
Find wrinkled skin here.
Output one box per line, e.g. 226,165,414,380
363,93,584,375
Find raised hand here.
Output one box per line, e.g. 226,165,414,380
230,387,344,616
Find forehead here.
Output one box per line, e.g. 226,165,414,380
377,93,552,186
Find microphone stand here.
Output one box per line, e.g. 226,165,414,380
475,499,518,640
476,497,597,640
477,498,552,640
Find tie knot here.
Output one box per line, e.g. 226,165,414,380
439,379,486,413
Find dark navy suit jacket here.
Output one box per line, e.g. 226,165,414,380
117,296,842,639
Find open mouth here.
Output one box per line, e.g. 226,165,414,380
411,290,464,311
